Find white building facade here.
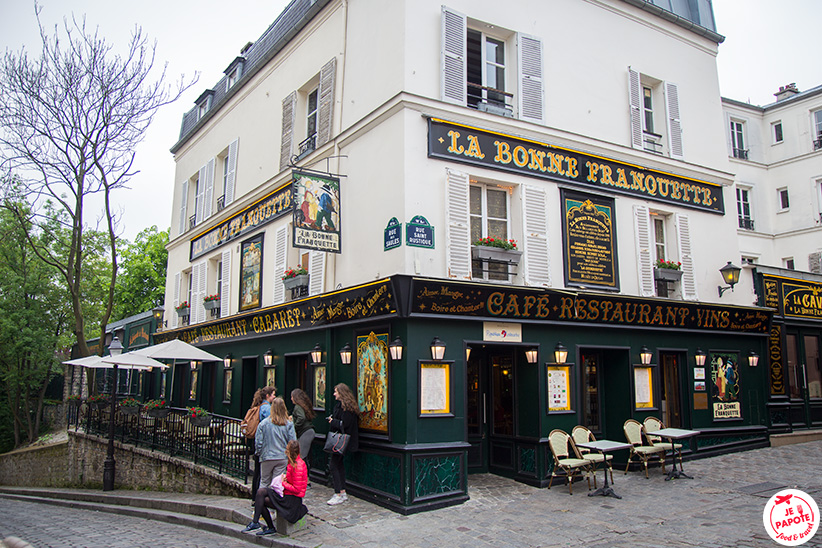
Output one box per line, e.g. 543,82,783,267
157,0,776,512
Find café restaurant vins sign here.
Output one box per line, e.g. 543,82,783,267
428,118,724,214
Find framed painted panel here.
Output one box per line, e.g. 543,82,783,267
239,233,264,312
633,365,656,410
419,361,453,417
223,369,233,403
356,331,389,435
265,367,276,388
547,364,573,413
711,351,741,420
313,365,326,411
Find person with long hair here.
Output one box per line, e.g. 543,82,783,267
290,388,316,482
243,439,308,536
258,385,277,420
255,397,296,494
247,386,275,500
326,383,360,506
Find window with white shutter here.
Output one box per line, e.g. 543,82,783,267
190,261,207,324
441,7,542,122
280,92,297,172
194,169,206,225
675,213,697,300
316,58,336,148
629,68,683,160
308,250,326,296
172,272,181,328
203,158,215,221
445,168,471,279
272,225,288,304
633,205,655,297
225,139,238,206
665,82,683,159
522,185,550,287
178,181,188,236
220,250,231,318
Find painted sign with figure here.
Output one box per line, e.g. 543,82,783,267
356,331,389,434
292,170,341,253
711,351,741,420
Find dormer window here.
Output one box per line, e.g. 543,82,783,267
195,90,214,121
224,57,245,92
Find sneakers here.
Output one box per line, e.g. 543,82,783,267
242,521,261,533
327,493,348,505
256,527,277,536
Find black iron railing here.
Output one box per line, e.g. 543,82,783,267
189,215,196,230
217,194,225,211
738,217,755,230
68,404,250,482
732,148,749,160
814,138,822,151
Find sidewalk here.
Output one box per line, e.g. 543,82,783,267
2,440,821,547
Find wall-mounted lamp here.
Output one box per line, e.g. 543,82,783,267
640,345,653,365
311,343,323,364
339,343,352,365
695,348,707,367
389,337,403,361
151,305,166,329
223,354,233,369
525,347,538,364
465,347,472,362
430,337,446,360
108,336,123,357
748,351,759,367
717,261,742,297
554,342,568,365
263,349,273,367
190,360,200,370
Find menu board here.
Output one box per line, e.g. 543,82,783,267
420,362,451,415
562,190,619,291
547,365,571,412
634,366,654,409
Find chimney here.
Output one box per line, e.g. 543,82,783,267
774,83,799,102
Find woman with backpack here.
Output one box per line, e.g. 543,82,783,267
244,386,275,498
255,397,296,490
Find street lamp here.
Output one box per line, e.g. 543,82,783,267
103,335,123,491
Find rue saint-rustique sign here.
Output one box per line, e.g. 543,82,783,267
411,278,769,333
427,118,725,214
155,279,396,345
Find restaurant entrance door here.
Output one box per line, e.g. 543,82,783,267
786,330,822,428
659,352,683,428
466,345,517,475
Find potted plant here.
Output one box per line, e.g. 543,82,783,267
175,301,190,317
471,237,523,264
282,266,309,291
203,294,221,310
187,406,211,427
66,394,82,406
144,398,170,418
87,394,109,409
119,397,142,415
654,259,683,282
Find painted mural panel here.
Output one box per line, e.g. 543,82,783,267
711,351,741,420
356,332,389,434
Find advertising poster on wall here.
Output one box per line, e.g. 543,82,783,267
711,351,741,420
292,170,341,253
239,234,263,312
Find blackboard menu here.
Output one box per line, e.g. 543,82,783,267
562,190,619,291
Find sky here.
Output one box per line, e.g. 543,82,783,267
1,0,821,241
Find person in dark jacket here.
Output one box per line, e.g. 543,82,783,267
290,388,316,482
326,383,359,505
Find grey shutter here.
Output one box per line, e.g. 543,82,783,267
203,158,215,220
194,165,207,225
675,213,697,300
308,250,326,296
445,168,471,279
273,225,288,304
225,139,238,206
172,272,181,328
628,67,643,150
179,181,188,236
317,58,336,147
518,33,543,124
809,251,822,274
279,91,297,172
522,185,551,286
441,6,466,107
220,250,231,318
633,205,655,297
665,81,684,159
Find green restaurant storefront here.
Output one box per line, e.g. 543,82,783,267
154,274,773,514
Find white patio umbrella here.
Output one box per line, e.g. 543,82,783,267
100,351,168,369
133,338,221,362
63,354,154,371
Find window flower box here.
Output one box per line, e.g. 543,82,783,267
203,299,220,311
654,268,683,282
471,246,523,265
175,302,190,317
283,274,309,291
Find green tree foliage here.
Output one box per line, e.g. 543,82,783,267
0,191,66,448
114,226,169,321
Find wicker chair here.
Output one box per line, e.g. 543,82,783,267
623,419,666,478
548,429,593,494
643,416,683,466
572,425,613,484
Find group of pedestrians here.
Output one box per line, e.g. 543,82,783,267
241,382,360,536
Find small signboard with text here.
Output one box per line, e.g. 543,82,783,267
406,215,434,249
384,217,401,251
